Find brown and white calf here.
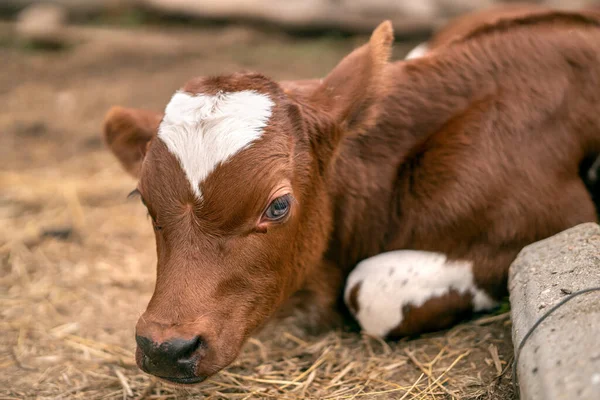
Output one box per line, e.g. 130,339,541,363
103,10,600,385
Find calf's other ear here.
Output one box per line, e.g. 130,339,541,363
310,20,394,137
103,106,163,178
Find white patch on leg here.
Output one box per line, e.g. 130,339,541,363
157,90,274,199
405,42,429,60
344,250,497,338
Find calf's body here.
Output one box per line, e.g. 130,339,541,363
103,10,600,384
331,13,600,336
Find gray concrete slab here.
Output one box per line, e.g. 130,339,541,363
509,222,600,400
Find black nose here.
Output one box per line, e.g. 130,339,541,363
135,335,203,382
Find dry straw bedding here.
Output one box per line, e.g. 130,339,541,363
0,103,516,400
1,21,515,400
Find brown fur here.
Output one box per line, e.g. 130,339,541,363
346,281,362,316
103,106,163,177
388,290,474,338
422,3,600,53
103,10,600,382
426,2,554,51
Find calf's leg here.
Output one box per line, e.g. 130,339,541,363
344,250,498,338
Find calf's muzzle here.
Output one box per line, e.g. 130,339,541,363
135,319,206,384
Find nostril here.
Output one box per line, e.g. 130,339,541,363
136,334,202,363
135,335,154,357
168,336,202,360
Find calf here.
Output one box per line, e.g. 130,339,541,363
103,10,600,385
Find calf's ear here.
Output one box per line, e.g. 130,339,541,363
103,106,163,178
310,20,394,137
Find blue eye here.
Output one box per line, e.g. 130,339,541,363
264,194,292,221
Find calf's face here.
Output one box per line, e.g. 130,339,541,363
102,21,394,384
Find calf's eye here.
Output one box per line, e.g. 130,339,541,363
264,194,292,221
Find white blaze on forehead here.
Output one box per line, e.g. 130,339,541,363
344,250,497,338
157,90,275,198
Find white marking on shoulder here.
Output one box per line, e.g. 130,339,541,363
405,42,429,60
157,90,274,198
344,250,496,338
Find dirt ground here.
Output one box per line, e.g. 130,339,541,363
0,20,516,399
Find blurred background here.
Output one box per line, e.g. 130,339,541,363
0,0,598,399
2,0,599,37
1,0,597,169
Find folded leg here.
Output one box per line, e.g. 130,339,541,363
344,250,498,338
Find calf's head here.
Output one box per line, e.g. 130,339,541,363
102,21,393,384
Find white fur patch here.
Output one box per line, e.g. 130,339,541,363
157,90,275,198
405,42,429,60
344,250,497,338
